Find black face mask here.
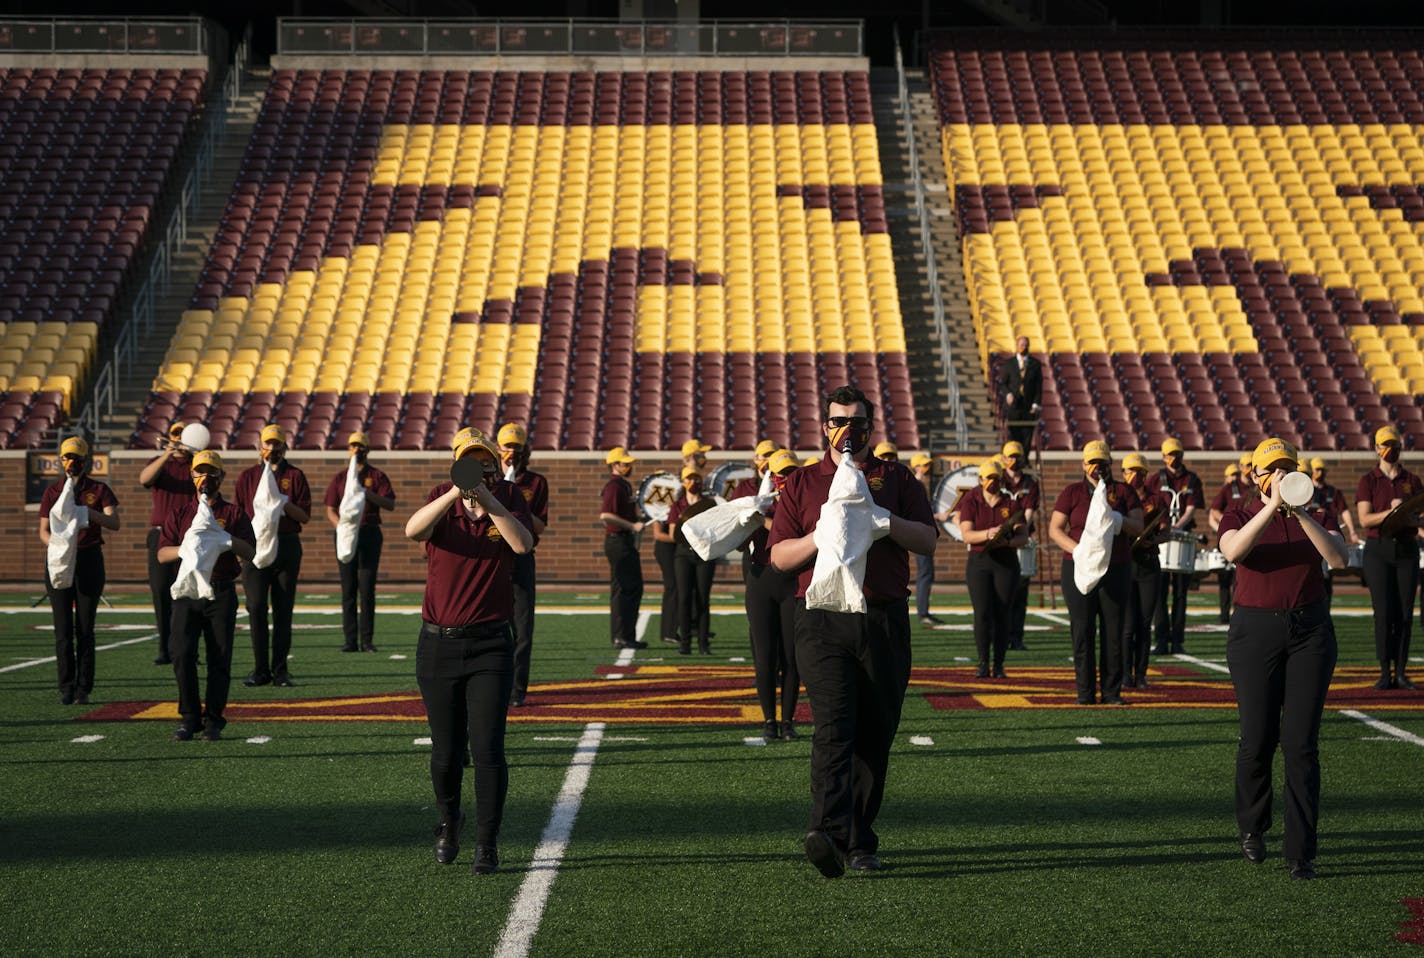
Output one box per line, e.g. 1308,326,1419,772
63,459,84,478
194,475,221,498
829,424,870,456
353,449,368,464
1383,447,1401,464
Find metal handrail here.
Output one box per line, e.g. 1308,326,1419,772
894,26,967,450
0,17,208,55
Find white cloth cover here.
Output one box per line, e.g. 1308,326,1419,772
45,477,89,591
171,498,234,601
805,455,892,613
682,473,778,562
335,456,366,563
1071,480,1123,594
250,463,289,570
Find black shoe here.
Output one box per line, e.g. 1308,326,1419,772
1123,677,1138,690
1287,858,1315,880
153,655,172,665
613,639,648,650
974,664,989,678
510,691,526,708
339,645,358,653
1374,673,1394,691
202,724,222,742
698,644,712,655
678,644,692,655
848,852,883,872
781,721,799,740
1136,675,1150,689
918,616,940,627
75,692,90,706
804,830,846,879
434,812,465,865
361,643,378,653
59,692,74,706
172,724,197,741
1011,641,1029,651
1241,832,1265,864
472,844,499,875
1397,671,1417,690
1152,646,1168,656
243,671,272,688
991,666,1007,679
1170,644,1185,654
1077,695,1096,705
660,635,681,645
763,720,780,741
272,673,295,687
1102,697,1129,706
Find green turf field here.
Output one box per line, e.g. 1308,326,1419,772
2,589,1421,957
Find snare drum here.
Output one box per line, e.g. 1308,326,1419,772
1202,549,1229,573
1017,540,1037,579
1159,532,1198,574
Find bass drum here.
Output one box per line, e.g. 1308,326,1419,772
933,466,982,541
705,462,756,503
637,472,682,523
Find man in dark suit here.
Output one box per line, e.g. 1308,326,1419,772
998,336,1042,451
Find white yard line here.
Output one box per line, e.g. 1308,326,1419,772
1339,710,1424,747
1076,736,1102,746
1174,653,1230,675
0,633,158,674
1031,610,1072,627
493,722,607,958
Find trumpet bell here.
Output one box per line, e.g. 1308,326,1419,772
1278,471,1314,508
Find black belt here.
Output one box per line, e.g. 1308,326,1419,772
422,620,509,640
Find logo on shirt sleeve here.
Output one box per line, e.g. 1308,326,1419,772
522,488,534,502
868,477,884,492
84,492,98,505
363,477,372,488
281,477,292,493
486,526,504,541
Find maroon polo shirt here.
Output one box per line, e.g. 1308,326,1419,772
512,468,549,546
1145,466,1204,529
1209,479,1252,515
669,493,717,556
235,460,312,535
766,454,936,602
158,495,255,584
40,477,119,550
1310,482,1349,525
601,475,637,534
1219,499,1337,609
1052,479,1141,565
955,485,1021,554
1002,471,1040,512
421,480,533,627
322,463,396,526
145,453,193,526
1356,466,1421,542
732,475,774,565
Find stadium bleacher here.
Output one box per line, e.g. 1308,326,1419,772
0,67,206,448
933,40,1424,450
137,69,917,452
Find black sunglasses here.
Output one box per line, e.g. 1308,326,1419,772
826,416,870,429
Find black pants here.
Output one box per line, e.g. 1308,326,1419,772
1127,558,1159,683
1218,568,1235,623
338,525,382,650
744,559,799,723
1062,558,1129,703
147,527,177,657
171,581,239,730
795,599,912,857
1226,602,1337,861
914,553,934,619
675,550,714,648
1363,538,1418,669
48,547,104,698
1154,569,1190,651
967,550,1018,669
511,551,537,696
655,539,679,641
244,533,303,677
604,532,643,644
1008,574,1030,647
416,621,513,844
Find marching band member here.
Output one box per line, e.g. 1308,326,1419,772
909,452,941,626
599,447,646,650
1219,438,1347,880
405,429,533,874
39,437,120,705
1049,441,1143,705
956,459,1028,678
497,422,548,707
323,431,395,653
668,466,716,655
139,421,193,665
1147,438,1203,655
1124,453,1167,689
873,441,899,463
1000,440,1040,651
1304,457,1358,608
1356,426,1421,690
1208,462,1253,624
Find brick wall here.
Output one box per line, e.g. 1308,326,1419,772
0,449,1380,588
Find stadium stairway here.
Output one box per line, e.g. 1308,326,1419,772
104,67,269,449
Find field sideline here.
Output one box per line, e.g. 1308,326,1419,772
2,591,1422,957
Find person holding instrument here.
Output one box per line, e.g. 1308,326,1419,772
1219,438,1348,880
668,466,717,655
1124,453,1169,689
1356,425,1422,690
956,459,1028,678
1208,462,1253,624
405,429,534,875
324,431,396,654
999,440,1040,651
599,447,646,651
139,421,194,665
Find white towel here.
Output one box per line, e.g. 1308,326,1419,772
171,498,234,601
1071,480,1123,594
250,463,288,570
805,455,892,614
683,473,779,562
335,456,366,563
46,477,89,591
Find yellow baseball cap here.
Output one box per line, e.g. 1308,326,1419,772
1002,440,1025,458
605,446,637,465
1310,457,1326,471
60,436,89,458
680,466,702,481
978,459,1004,479
802,455,821,467
1224,462,1240,478
1161,437,1184,457
755,439,777,458
347,431,369,448
910,452,933,469
168,421,186,439
1123,453,1148,472
497,422,527,447
1238,453,1252,473
454,429,499,461
1252,437,1298,473
768,450,799,474
260,423,287,444
874,441,899,458
680,439,711,457
191,449,224,472
452,426,474,451
1376,425,1402,446
1082,440,1112,464
1297,459,1310,473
